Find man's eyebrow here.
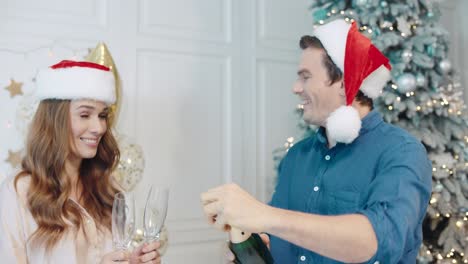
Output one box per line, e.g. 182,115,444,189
297,69,310,76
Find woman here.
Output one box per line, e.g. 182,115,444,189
0,60,162,263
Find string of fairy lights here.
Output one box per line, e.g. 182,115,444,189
0,41,88,171
0,40,89,60
385,83,465,115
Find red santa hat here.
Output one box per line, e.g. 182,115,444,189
36,60,116,104
313,19,392,144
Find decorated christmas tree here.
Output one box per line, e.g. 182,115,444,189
274,0,468,262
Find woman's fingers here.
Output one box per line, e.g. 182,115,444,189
142,241,161,254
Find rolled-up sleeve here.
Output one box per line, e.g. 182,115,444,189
0,178,28,263
358,142,432,263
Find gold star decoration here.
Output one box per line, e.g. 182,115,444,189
5,149,22,169
5,79,24,98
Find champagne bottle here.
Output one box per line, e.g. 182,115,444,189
228,227,275,264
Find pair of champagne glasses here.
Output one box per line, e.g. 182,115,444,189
112,185,169,250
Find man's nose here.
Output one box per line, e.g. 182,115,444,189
292,81,303,94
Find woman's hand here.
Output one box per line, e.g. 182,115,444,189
129,241,161,264
100,249,129,263
102,226,168,263
100,242,162,264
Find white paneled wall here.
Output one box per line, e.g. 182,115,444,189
254,0,312,202
0,1,308,263
139,0,231,43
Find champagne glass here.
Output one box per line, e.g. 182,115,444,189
112,192,136,250
143,186,169,242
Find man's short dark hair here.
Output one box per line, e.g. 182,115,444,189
299,35,373,109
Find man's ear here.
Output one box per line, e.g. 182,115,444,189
338,82,345,97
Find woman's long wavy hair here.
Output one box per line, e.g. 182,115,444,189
14,99,120,251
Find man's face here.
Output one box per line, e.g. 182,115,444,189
293,47,345,126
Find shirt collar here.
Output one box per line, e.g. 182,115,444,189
316,109,383,145
359,109,383,134
317,126,327,144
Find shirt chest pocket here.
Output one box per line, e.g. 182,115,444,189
327,190,360,215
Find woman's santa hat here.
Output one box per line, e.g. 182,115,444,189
36,60,116,104
313,19,392,144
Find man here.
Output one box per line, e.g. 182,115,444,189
201,19,432,263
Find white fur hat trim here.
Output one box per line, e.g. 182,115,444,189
36,65,116,104
360,64,392,99
313,19,351,73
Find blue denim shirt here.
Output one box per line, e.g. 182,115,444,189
269,110,432,264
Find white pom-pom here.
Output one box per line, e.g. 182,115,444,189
326,106,361,144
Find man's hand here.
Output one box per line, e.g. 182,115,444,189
200,183,272,233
